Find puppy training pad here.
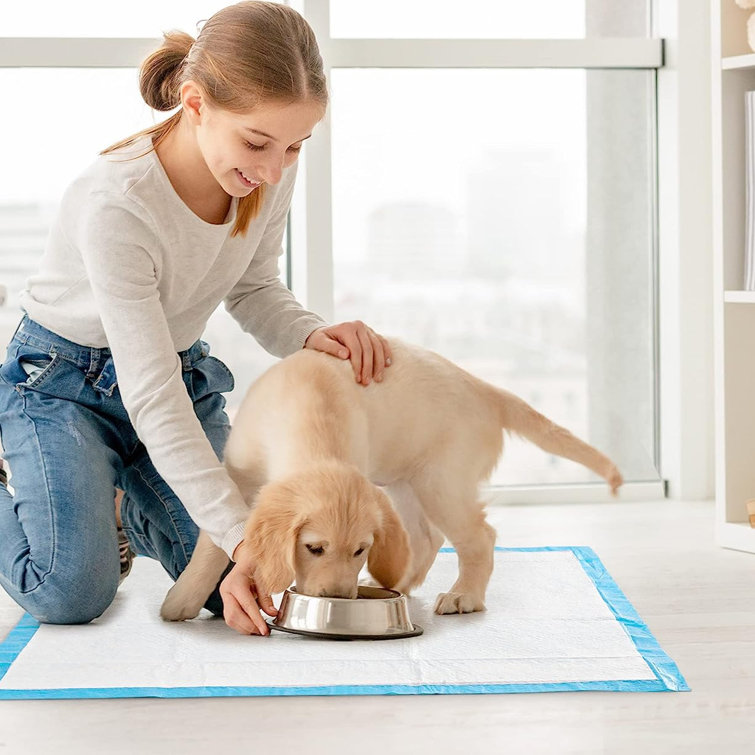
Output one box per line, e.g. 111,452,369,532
0,547,688,698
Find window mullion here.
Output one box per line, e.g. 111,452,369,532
323,38,663,69
0,38,160,67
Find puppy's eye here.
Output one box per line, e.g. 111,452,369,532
306,544,324,556
354,548,365,557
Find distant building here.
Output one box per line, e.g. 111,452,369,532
466,147,581,284
0,203,51,344
365,201,463,278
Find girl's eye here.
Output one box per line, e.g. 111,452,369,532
354,548,365,557
306,544,324,556
244,140,302,153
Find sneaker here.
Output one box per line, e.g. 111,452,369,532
118,527,134,584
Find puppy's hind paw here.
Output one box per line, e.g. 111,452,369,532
160,584,205,622
434,591,485,615
604,463,624,496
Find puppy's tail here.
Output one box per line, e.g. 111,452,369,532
495,387,623,495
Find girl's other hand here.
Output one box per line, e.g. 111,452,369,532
219,557,278,636
304,321,392,385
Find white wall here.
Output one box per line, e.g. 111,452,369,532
657,0,715,499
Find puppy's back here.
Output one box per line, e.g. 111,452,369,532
225,348,367,478
360,340,503,478
226,339,503,483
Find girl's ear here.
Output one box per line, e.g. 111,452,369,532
242,481,305,594
367,487,411,589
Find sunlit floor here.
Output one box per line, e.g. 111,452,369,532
1,498,754,755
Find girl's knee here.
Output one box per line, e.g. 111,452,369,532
34,600,113,625
24,570,119,625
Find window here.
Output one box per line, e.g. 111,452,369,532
1,1,663,494
0,67,283,403
331,68,657,486
306,0,663,493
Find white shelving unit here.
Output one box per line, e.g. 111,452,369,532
712,1,755,553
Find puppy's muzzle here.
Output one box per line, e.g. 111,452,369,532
317,585,359,599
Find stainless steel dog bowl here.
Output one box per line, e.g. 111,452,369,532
268,585,423,640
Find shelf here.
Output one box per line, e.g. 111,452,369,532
724,290,755,302
716,1,755,559
716,521,755,554
723,53,755,70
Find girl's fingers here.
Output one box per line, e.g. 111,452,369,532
321,333,349,360
223,593,261,635
307,322,392,383
370,331,387,382
256,591,278,617
221,577,271,635
242,593,270,635
342,332,363,381
380,335,393,368
304,328,348,359
356,327,374,384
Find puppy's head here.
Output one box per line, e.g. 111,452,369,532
241,461,410,598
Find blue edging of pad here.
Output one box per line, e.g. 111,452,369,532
0,613,40,684
0,546,689,699
474,546,688,693
567,546,689,693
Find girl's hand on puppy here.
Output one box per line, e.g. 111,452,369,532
220,552,277,636
304,321,392,386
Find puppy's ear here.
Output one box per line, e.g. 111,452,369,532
368,487,411,589
241,481,306,594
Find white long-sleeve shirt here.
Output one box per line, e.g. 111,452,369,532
20,135,326,558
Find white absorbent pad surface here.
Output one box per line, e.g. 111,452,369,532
0,547,688,698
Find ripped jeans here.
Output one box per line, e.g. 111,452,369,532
0,315,233,624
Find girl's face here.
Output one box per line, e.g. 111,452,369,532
185,84,324,197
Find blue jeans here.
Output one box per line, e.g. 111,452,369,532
0,315,233,624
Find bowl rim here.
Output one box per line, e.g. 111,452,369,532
285,585,405,602
267,621,424,641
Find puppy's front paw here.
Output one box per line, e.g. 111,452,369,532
160,583,205,622
434,591,485,614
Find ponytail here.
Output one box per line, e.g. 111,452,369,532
139,31,193,112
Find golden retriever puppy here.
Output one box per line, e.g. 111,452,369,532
160,338,622,621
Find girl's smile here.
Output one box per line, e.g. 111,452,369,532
235,169,262,190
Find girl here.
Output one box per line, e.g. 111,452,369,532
0,1,390,637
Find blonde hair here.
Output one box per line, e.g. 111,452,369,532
102,1,328,237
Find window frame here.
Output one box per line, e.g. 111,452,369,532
0,0,672,502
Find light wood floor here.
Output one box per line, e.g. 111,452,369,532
1,498,754,755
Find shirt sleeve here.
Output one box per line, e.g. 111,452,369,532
224,162,327,357
77,192,248,558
